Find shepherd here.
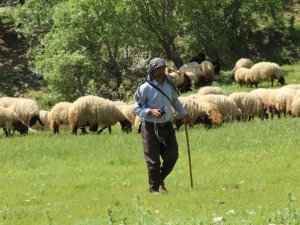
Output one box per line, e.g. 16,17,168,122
134,57,193,194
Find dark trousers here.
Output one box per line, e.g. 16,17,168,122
141,122,178,192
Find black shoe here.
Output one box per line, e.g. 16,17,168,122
159,184,168,194
149,188,160,195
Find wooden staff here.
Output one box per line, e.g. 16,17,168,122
184,124,193,188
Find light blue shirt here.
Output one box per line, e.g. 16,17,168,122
134,78,187,123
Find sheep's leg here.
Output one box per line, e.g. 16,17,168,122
3,128,9,136
89,124,98,132
97,126,107,134
271,77,274,87
80,127,87,134
71,126,78,134
108,126,112,134
53,123,59,134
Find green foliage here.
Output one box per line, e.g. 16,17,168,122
12,0,300,100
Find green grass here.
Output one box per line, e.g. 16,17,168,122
1,117,300,225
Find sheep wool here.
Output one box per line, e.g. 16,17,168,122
250,62,285,87
115,103,136,126
0,106,28,135
176,96,222,128
179,62,203,86
68,95,132,134
168,70,186,87
192,94,241,122
31,110,50,130
231,58,253,77
199,61,215,83
274,87,297,116
291,97,300,117
49,102,73,133
197,86,226,96
0,97,42,127
228,92,264,120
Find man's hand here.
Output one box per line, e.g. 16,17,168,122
183,114,193,127
148,109,164,119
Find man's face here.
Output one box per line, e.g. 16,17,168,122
153,66,166,79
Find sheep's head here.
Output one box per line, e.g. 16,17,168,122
28,110,44,127
119,119,132,133
278,76,285,85
13,119,28,135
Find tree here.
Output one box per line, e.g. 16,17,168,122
132,0,185,68
35,0,137,100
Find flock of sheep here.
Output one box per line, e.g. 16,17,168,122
0,58,298,137
0,95,134,136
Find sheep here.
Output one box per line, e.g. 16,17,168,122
49,102,73,133
168,70,192,92
231,58,253,80
234,68,250,87
0,97,44,127
199,61,215,85
282,84,300,90
191,94,241,122
31,110,50,131
197,86,226,96
115,102,136,126
291,97,300,118
250,62,285,87
273,87,297,117
249,88,279,119
168,70,185,87
0,106,28,136
175,96,222,129
179,62,203,87
68,95,132,134
228,92,264,120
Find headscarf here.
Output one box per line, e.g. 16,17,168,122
146,57,180,95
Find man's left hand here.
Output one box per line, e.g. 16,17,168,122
183,115,193,127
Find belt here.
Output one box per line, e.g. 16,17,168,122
144,121,172,128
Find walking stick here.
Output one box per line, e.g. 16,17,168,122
184,124,193,188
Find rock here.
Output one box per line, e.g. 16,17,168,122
211,216,225,224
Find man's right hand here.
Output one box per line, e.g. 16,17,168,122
148,109,163,118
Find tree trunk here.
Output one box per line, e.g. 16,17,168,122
161,40,184,69
75,73,84,95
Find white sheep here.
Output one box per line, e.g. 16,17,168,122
273,87,297,117
198,86,226,96
68,95,132,134
250,62,285,87
168,70,185,87
192,94,241,122
234,68,250,87
249,88,280,119
179,62,203,86
199,61,215,85
0,97,44,127
167,70,192,92
175,96,222,129
49,102,72,133
231,58,253,79
31,110,50,131
0,106,28,136
114,102,136,126
291,97,300,117
228,92,264,120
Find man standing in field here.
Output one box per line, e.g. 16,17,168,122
134,57,192,194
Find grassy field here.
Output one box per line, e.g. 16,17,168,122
1,63,300,225
1,116,300,225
